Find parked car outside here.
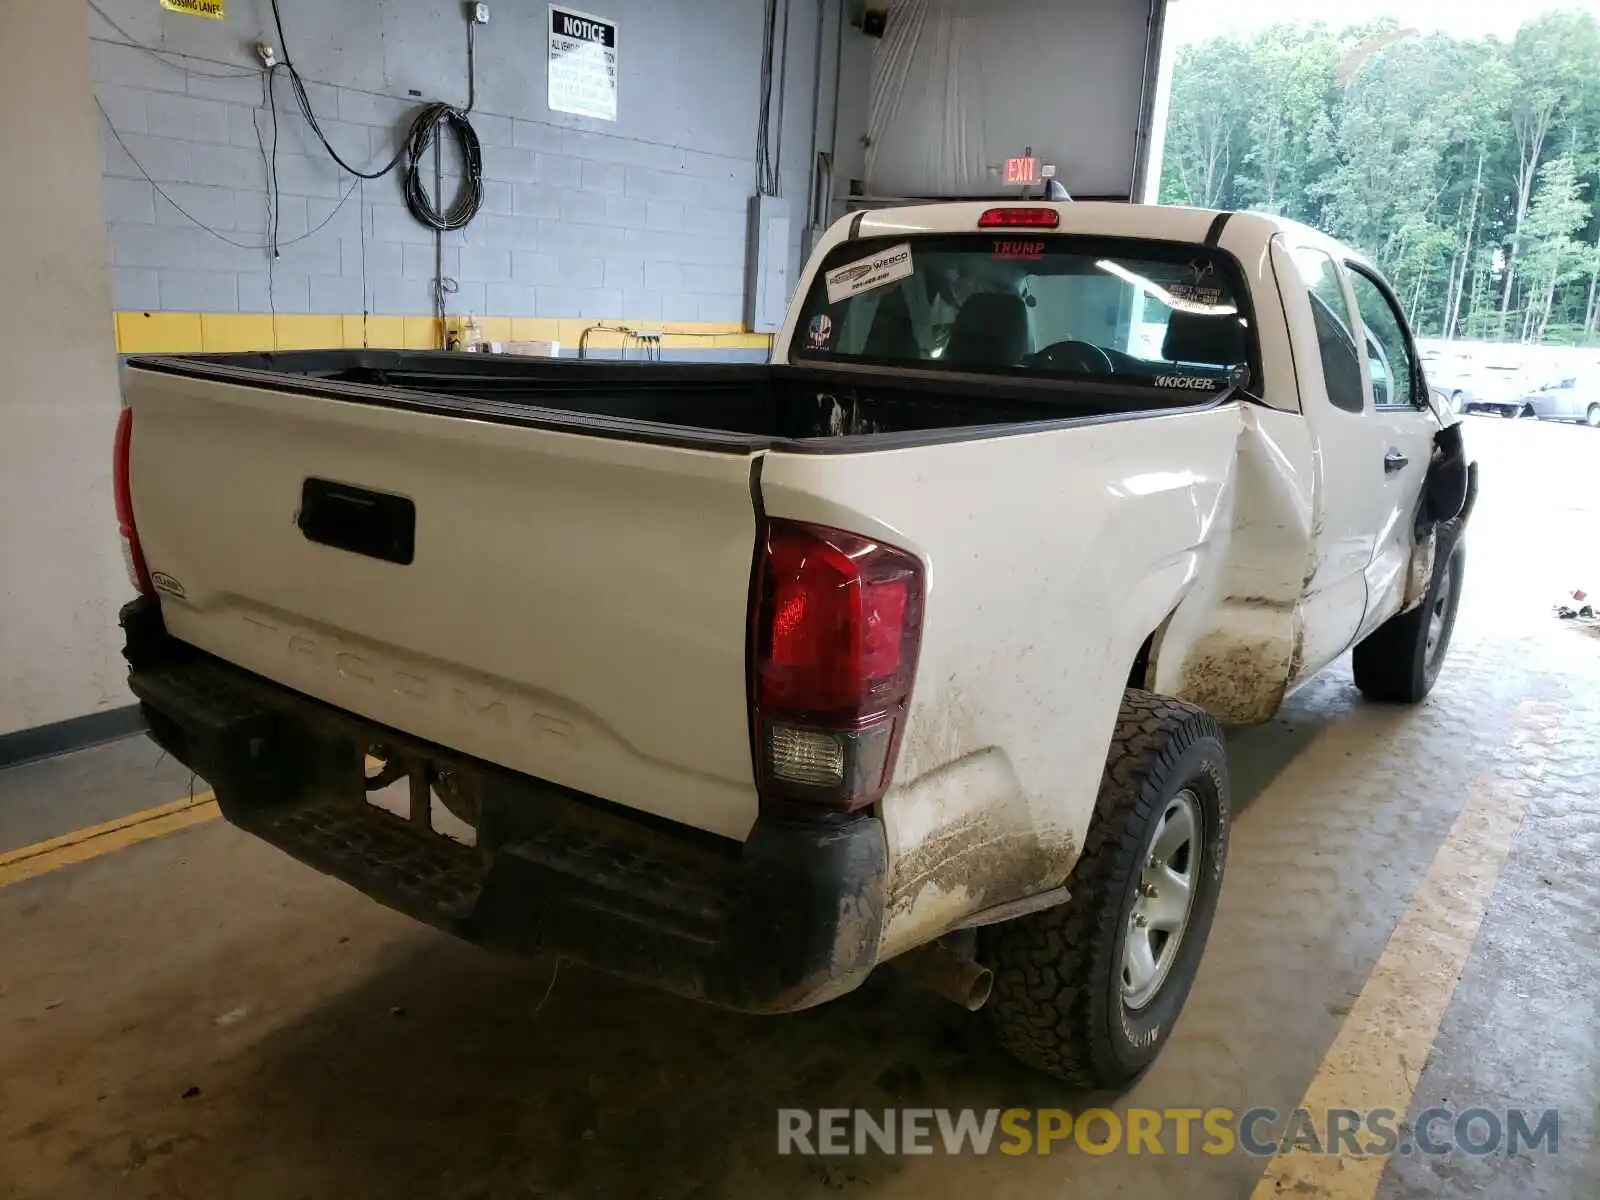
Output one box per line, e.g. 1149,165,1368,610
1420,351,1469,412
1455,363,1537,418
1520,368,1600,426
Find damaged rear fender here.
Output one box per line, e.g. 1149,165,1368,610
1158,596,1301,727
876,747,1066,962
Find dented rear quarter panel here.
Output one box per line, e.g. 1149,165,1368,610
1148,407,1322,725
763,207,1354,960
758,408,1241,959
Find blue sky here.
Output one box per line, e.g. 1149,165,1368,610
1166,0,1600,44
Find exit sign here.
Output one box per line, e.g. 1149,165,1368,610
1004,156,1039,185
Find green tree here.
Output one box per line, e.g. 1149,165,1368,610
1235,26,1340,215
1438,41,1515,338
1497,13,1600,326
1158,12,1600,346
1310,31,1464,320
1517,155,1594,341
1161,38,1252,208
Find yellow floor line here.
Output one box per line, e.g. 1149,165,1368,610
0,791,219,889
1251,699,1555,1198
0,756,380,889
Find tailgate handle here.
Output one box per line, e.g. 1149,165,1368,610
297,478,415,565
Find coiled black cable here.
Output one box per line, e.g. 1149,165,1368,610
401,102,484,232
268,0,483,233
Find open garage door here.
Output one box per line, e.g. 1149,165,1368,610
858,0,1167,204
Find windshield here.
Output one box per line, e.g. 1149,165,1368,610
791,234,1255,392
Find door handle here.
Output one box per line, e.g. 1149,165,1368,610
1384,449,1409,473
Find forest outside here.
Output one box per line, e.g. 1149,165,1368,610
1158,11,1600,347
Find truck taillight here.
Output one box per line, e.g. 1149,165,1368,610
113,407,153,596
750,519,924,812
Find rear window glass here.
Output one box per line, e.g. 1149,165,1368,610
791,234,1255,392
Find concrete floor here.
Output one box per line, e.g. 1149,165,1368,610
2,417,1597,1199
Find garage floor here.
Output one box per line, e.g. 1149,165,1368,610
2,419,1597,1200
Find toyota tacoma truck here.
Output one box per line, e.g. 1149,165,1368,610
114,201,1475,1089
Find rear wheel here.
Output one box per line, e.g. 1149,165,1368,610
1353,539,1465,703
982,691,1229,1089
1586,404,1600,428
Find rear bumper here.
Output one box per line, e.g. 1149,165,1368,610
121,598,887,1014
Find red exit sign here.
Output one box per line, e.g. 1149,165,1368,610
1004,156,1039,185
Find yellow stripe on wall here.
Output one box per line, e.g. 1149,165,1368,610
113,312,775,355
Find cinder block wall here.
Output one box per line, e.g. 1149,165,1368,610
90,0,825,358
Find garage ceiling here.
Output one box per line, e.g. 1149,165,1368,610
863,0,1168,202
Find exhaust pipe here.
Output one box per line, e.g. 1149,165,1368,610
898,942,994,1012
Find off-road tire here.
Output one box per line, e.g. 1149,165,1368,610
981,690,1229,1089
1352,536,1465,703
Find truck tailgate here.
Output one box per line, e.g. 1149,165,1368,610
123,367,762,840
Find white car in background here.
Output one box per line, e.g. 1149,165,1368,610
1520,368,1600,426
1420,353,1482,414
1452,363,1536,418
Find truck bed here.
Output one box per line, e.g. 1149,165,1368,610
119,348,1237,842
127,350,1221,449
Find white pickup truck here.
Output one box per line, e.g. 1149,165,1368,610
115,201,1474,1089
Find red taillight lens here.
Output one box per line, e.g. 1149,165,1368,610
751,519,924,811
114,407,154,596
978,206,1060,228
760,531,916,713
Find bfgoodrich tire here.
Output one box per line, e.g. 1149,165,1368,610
981,690,1229,1090
1350,534,1465,704
1352,538,1465,704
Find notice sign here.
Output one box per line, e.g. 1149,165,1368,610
161,0,224,17
549,6,618,121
